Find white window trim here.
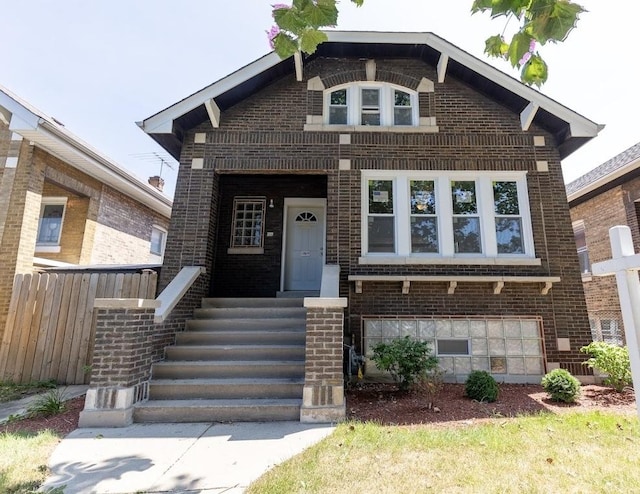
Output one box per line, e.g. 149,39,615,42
35,196,67,252
150,225,168,258
360,170,537,264
324,82,419,128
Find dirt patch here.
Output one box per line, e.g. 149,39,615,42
1,396,84,437
346,383,637,425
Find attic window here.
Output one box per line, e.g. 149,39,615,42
325,82,418,127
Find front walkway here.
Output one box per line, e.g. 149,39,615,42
43,421,335,493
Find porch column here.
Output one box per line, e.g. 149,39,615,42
300,297,348,423
78,298,159,427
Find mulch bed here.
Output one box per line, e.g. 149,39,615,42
0,385,636,436
346,383,637,426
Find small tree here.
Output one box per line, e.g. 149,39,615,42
581,341,632,392
371,336,438,392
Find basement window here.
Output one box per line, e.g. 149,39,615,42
228,197,266,254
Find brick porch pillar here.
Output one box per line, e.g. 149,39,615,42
78,299,160,427
301,298,348,423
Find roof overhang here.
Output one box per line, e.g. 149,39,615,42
139,31,602,161
567,155,640,205
1,87,172,219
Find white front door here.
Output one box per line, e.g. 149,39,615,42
284,203,325,291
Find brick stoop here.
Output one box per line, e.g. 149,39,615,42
133,298,306,423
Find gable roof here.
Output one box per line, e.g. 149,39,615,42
0,85,172,218
566,141,640,204
139,31,602,161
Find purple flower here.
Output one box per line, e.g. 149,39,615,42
519,51,532,66
266,25,280,49
272,3,290,9
529,40,536,53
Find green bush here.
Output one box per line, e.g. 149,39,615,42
27,388,67,417
464,370,499,402
371,336,438,391
580,341,632,392
541,369,581,403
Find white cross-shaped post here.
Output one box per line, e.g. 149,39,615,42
592,226,640,420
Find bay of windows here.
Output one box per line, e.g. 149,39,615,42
326,83,417,127
363,172,533,259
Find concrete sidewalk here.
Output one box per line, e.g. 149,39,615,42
43,421,336,493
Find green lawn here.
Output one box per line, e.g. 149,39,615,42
248,412,640,494
0,430,61,494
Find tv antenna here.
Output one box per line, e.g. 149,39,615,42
131,152,177,179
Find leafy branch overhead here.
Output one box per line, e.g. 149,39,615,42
268,0,585,87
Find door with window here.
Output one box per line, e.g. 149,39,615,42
284,202,325,291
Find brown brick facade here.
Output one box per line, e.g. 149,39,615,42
162,56,591,374
569,173,640,344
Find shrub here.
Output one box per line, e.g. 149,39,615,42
416,367,446,409
464,370,499,402
371,336,438,391
541,369,581,403
27,388,67,417
580,341,632,392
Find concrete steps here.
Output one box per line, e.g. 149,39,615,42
134,297,306,423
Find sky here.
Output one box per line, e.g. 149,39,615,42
3,1,638,199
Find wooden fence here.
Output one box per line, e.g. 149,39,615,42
0,270,157,384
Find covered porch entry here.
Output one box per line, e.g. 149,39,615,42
211,173,328,298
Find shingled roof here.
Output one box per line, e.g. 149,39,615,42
566,141,640,202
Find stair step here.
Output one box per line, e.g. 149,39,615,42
186,318,305,332
165,345,305,362
148,378,304,400
133,399,302,423
176,330,306,346
151,360,305,379
193,307,307,320
202,297,304,308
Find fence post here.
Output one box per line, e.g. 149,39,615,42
592,226,640,420
78,298,160,427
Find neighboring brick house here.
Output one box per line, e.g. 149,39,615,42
0,86,172,339
567,142,640,346
139,31,602,384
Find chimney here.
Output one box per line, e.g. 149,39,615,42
148,175,165,192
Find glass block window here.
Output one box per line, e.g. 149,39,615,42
363,316,544,382
410,180,438,253
37,199,67,245
367,180,395,253
451,181,482,254
230,197,266,248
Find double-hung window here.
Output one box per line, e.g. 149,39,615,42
572,220,590,274
361,172,535,262
325,83,418,127
367,180,395,253
150,225,167,259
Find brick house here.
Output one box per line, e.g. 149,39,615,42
110,31,602,424
567,142,640,346
0,86,172,340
